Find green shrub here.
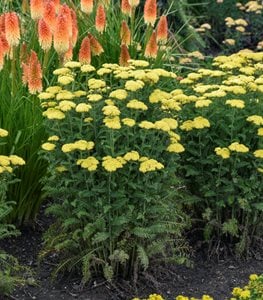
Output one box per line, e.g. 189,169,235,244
40,60,190,282
173,50,263,254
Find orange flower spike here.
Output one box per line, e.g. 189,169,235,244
88,33,104,56
59,4,73,38
144,0,157,26
80,0,93,14
43,0,56,32
144,30,158,58
119,44,130,66
121,0,132,15
120,21,131,46
95,4,106,33
79,36,91,64
63,43,73,63
71,9,78,47
27,51,43,94
157,15,168,43
4,12,20,47
0,33,10,55
30,0,44,21
0,38,9,71
0,14,5,33
51,0,60,13
38,18,52,51
53,14,70,55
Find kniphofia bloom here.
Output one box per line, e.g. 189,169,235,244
88,33,104,56
4,12,20,47
144,0,157,26
80,0,94,14
144,30,158,58
79,36,91,64
38,18,52,51
95,4,106,33
157,16,168,43
30,0,44,21
119,44,130,66
120,21,131,46
54,14,70,55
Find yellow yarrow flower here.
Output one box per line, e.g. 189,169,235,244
154,120,170,132
125,80,144,91
228,142,249,153
38,92,55,100
149,89,170,103
215,147,231,159
102,105,120,116
53,67,71,76
41,143,56,151
193,116,210,129
9,155,25,166
0,166,13,173
77,156,99,171
195,99,212,108
103,116,121,129
58,75,74,85
43,108,65,120
64,61,81,68
87,94,103,102
109,89,128,100
167,143,185,153
225,99,245,109
46,86,62,94
128,59,149,67
246,115,263,125
180,120,195,131
102,156,124,172
48,135,60,142
123,151,140,161
74,90,87,97
88,79,106,89
249,274,258,281
0,128,8,137
75,103,92,113
139,159,164,173
254,149,263,158
122,118,136,127
81,64,96,73
97,68,112,76
0,156,10,166
58,100,76,112
127,99,148,110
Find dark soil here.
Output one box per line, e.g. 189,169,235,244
1,207,263,300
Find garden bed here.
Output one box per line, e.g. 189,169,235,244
2,206,262,300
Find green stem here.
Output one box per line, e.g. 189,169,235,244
11,47,17,97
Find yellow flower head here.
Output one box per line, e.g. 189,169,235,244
88,79,106,90
167,143,185,153
215,147,231,159
123,151,140,161
0,128,8,137
139,159,164,173
109,89,128,100
77,156,99,171
102,156,124,172
225,99,245,109
43,108,65,120
75,103,92,113
122,118,136,127
125,80,144,91
102,105,121,116
103,116,121,129
228,142,249,153
87,94,103,102
254,149,263,158
8,155,26,166
41,143,56,151
127,99,148,110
